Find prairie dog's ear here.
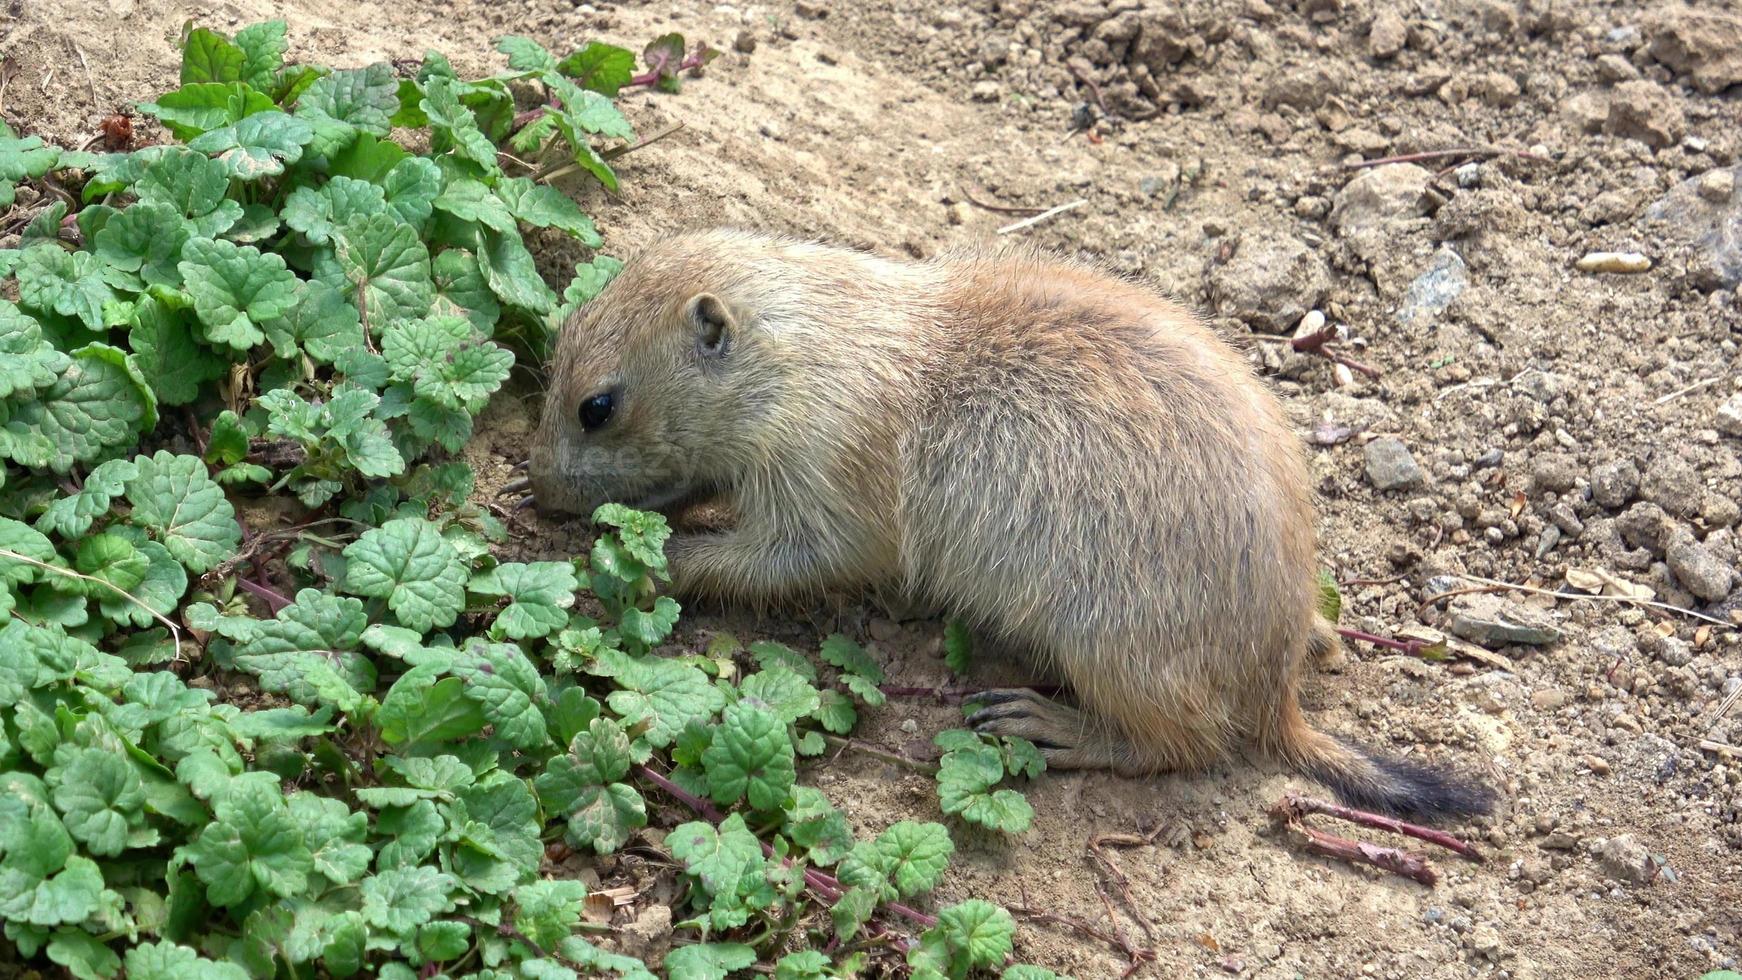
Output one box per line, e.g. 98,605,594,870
689,293,735,360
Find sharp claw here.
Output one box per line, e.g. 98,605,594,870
511,459,530,472
967,704,1028,727
513,495,539,513
965,690,1030,709
497,476,531,496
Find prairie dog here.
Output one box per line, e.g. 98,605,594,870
528,229,1492,820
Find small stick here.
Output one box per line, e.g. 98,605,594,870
1009,902,1155,977
819,734,939,773
0,548,185,654
1275,818,1439,886
70,42,97,106
236,576,293,615
1252,327,1381,378
996,200,1086,236
1335,626,1437,659
1345,146,1552,170
1064,61,1110,121
1653,376,1724,405
1275,793,1483,862
601,121,686,160
1456,573,1736,629
960,185,1049,216
1337,573,1408,589
1698,739,1740,759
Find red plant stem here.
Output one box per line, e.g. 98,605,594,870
634,764,938,929
1335,626,1432,658
626,52,711,89
1276,793,1483,862
236,577,292,614
1285,820,1438,885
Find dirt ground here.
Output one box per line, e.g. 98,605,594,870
7,0,1742,976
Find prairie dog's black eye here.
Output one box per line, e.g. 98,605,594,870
578,392,614,431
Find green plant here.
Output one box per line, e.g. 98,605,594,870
0,18,1063,980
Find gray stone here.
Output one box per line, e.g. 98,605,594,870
1332,163,1433,233
1447,593,1562,647
1208,236,1332,333
1364,437,1425,491
1667,538,1736,602
1591,459,1641,509
1594,833,1657,884
1396,247,1468,324
1643,164,1742,291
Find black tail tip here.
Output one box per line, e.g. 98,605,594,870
1330,742,1497,821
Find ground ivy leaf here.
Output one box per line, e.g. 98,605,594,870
377,672,486,748
494,177,602,245
599,651,725,748
0,302,69,399
495,35,556,73
188,110,315,179
231,590,375,709
179,237,299,350
93,202,191,288
618,596,680,650
811,689,857,735
299,63,399,136
783,787,855,867
138,82,275,142
830,884,877,943
182,28,246,84
287,793,371,886
73,531,147,596
234,21,288,89
874,821,953,897
124,939,251,980
343,518,466,631
124,451,240,574
361,865,457,934
775,951,831,980
435,178,517,233
664,943,757,980
557,42,636,96
376,157,440,228
48,746,146,857
126,297,226,407
820,633,885,683
548,75,634,140
260,279,360,365
14,245,122,332
739,667,820,724
282,176,387,245
333,213,435,328
182,772,314,906
668,813,762,898
46,929,122,980
702,702,795,811
6,344,154,473
933,899,1016,970
959,789,1033,834
474,560,577,640
476,226,555,313
421,76,498,174
512,879,587,951
34,458,136,539
944,621,973,675
98,540,188,628
451,641,549,749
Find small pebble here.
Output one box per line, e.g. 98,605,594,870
1697,169,1735,203
1575,251,1652,273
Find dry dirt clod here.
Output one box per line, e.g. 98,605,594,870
1667,538,1737,603
1594,833,1658,884
1645,6,1742,95
1207,235,1331,333
1330,163,1432,233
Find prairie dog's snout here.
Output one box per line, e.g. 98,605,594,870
530,228,1494,821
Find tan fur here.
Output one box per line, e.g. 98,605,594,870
529,229,1356,779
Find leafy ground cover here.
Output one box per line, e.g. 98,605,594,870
0,20,1052,979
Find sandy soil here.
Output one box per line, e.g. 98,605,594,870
6,0,1742,976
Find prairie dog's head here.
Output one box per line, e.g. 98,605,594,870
528,233,783,517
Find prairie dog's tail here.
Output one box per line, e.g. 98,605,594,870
1271,691,1495,820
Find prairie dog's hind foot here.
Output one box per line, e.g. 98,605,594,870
967,689,1138,774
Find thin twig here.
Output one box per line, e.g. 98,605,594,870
996,200,1087,235
1698,739,1741,759
1457,573,1736,629
69,42,97,106
0,548,185,654
1252,327,1381,378
1274,818,1439,885
1009,902,1155,977
1704,685,1742,736
819,734,939,773
1338,573,1409,589
1344,146,1552,170
236,576,293,614
601,121,686,160
1064,61,1110,120
1653,377,1724,405
960,185,1049,216
1336,626,1436,658
1274,794,1483,861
